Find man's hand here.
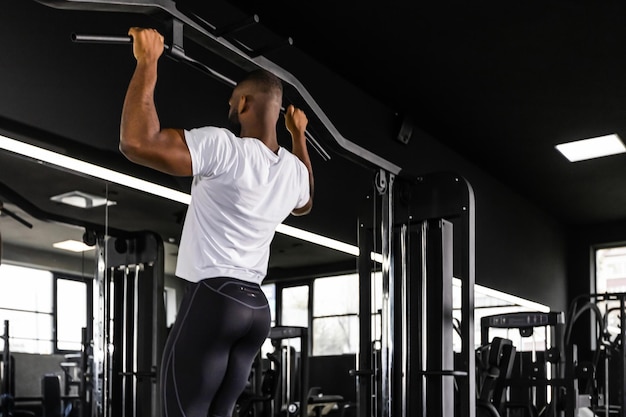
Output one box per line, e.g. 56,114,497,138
285,104,308,144
128,27,164,63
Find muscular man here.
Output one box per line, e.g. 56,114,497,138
120,27,314,417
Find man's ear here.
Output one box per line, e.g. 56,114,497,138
237,95,248,115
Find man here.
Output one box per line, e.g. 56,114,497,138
119,27,314,417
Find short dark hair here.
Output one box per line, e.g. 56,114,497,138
240,69,283,97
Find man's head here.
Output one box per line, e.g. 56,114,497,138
228,69,283,128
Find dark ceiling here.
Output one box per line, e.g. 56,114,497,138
2,0,626,278
221,0,626,226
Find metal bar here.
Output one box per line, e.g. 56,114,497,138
419,221,428,416
379,170,394,417
71,32,331,162
424,219,454,417
460,179,476,417
616,297,626,417
0,204,33,228
70,33,238,87
121,267,129,417
356,217,373,417
132,265,140,417
399,224,408,417
93,235,106,417
38,0,402,173
2,320,9,397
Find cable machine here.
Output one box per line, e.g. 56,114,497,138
356,171,476,417
90,231,167,417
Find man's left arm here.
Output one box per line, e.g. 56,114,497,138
285,105,313,216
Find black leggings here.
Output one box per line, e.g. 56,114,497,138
160,277,271,417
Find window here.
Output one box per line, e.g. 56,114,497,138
596,245,626,294
0,263,90,354
56,276,88,351
277,284,309,352
312,274,359,356
0,264,54,353
594,245,626,340
281,285,309,327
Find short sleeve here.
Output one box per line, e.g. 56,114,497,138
184,127,236,177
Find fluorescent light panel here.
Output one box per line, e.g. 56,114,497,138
52,239,94,252
51,191,116,209
555,133,626,162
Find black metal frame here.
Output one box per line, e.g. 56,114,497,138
268,326,309,417
357,171,475,417
34,0,401,175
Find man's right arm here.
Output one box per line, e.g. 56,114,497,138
119,27,192,177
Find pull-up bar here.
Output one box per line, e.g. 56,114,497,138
36,0,402,175
71,32,332,161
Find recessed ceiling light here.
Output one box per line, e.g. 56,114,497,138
555,133,626,162
50,191,116,209
52,239,95,252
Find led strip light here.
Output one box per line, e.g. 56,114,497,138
0,134,371,258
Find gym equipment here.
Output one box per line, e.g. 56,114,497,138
564,292,626,417
481,311,567,417
57,328,93,417
267,326,309,417
36,0,402,175
0,320,13,417
356,171,476,417
236,352,280,417
41,375,62,417
88,232,166,417
69,32,331,163
306,387,344,417
0,321,36,417
476,337,516,417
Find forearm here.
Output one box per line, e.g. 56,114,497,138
119,59,161,159
291,136,314,214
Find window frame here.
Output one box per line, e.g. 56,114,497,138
53,271,92,354
0,262,92,354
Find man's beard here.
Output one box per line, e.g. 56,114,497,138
227,110,241,135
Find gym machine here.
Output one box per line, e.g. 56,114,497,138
355,171,476,417
480,311,566,417
89,231,167,417
0,320,15,417
564,292,626,417
268,326,309,417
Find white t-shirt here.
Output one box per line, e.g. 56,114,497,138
175,126,310,285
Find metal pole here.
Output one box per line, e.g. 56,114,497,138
616,296,626,417
378,170,394,417
93,235,107,417
132,265,140,417
399,224,408,417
